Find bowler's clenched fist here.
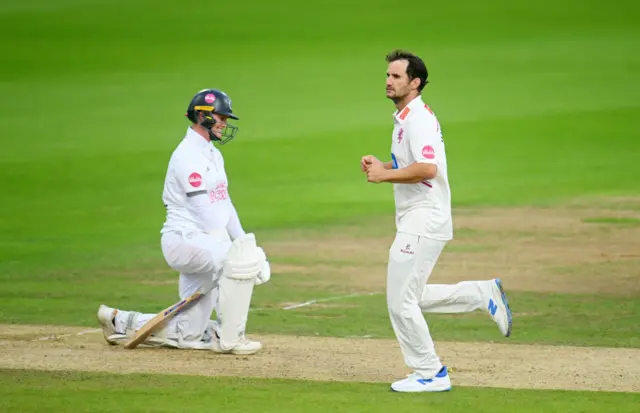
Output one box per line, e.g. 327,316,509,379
360,155,380,172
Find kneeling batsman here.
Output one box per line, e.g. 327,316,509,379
97,233,270,355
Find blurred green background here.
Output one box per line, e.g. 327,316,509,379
1,0,638,329
0,1,639,411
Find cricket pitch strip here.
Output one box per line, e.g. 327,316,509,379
1,324,639,393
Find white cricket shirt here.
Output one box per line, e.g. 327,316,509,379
390,95,453,241
161,127,235,235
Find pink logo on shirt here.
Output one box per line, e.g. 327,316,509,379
422,145,435,160
209,181,229,202
188,172,203,187
204,93,216,104
397,128,404,143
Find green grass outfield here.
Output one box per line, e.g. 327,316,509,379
1,0,639,411
2,370,640,413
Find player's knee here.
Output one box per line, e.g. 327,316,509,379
388,294,420,319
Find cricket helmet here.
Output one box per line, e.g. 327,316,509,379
186,88,239,144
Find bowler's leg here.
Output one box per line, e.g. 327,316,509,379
419,282,486,313
420,280,513,337
387,232,451,392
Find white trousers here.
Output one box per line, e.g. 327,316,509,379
114,230,231,342
387,232,489,379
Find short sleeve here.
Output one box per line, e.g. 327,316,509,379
407,115,443,165
174,158,209,198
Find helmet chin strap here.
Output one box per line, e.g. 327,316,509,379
196,111,236,144
199,112,221,142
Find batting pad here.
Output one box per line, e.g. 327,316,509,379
217,233,264,350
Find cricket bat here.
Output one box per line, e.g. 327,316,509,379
123,290,206,350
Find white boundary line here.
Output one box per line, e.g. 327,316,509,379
281,292,381,310
31,291,382,342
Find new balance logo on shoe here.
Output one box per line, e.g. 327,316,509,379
488,299,498,316
416,366,448,385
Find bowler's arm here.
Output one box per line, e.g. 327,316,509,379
383,116,440,183
379,162,437,184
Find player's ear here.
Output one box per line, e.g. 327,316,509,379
410,77,421,90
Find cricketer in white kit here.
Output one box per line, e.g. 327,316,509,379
97,88,269,355
361,50,513,392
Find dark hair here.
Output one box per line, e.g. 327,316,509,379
385,49,429,92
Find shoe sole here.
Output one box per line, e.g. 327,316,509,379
390,382,452,393
213,348,261,355
211,341,262,355
495,278,513,337
391,387,452,393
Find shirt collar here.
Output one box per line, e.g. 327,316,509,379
184,127,212,152
393,95,424,124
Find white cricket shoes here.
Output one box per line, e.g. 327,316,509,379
484,278,513,337
97,304,169,347
211,332,262,355
173,327,261,353
97,306,261,353
391,366,452,393
97,304,126,345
